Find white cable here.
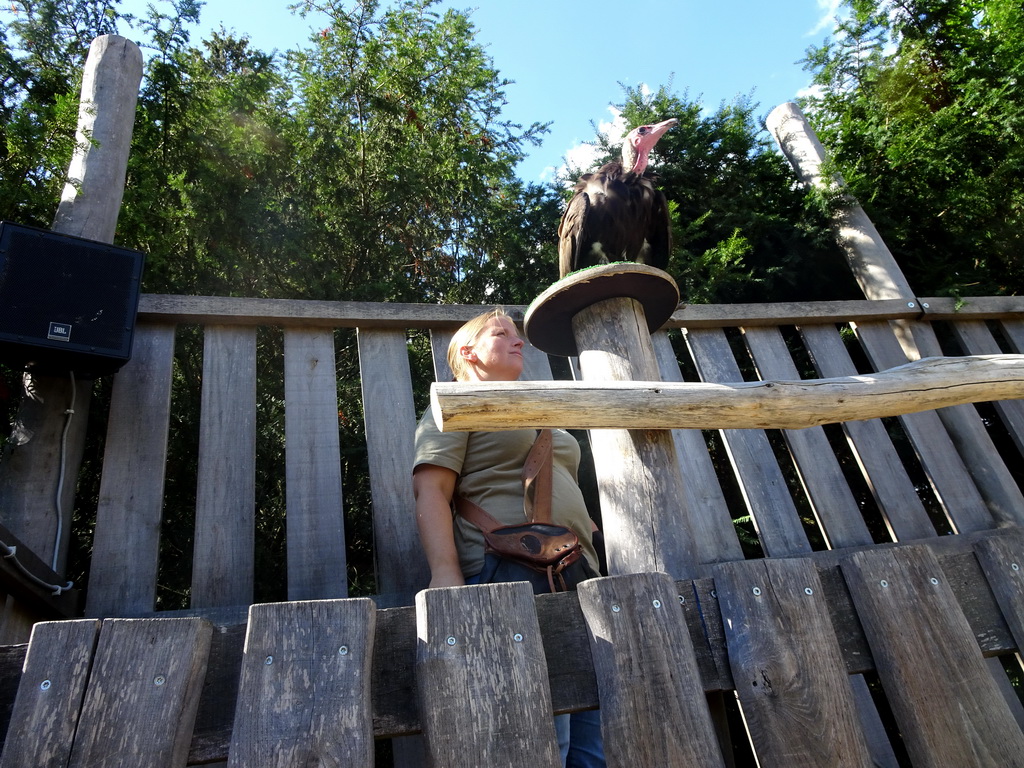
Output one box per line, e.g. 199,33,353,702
1,542,74,595
52,371,76,573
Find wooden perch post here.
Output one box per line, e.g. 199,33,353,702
523,264,700,578
431,354,1024,431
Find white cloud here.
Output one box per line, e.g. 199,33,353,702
808,0,842,36
553,106,629,185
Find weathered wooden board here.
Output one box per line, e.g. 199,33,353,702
714,559,872,767
798,322,935,541
429,329,454,383
577,573,724,767
852,321,994,533
0,544,1015,761
87,323,175,617
0,620,99,768
415,582,561,768
948,319,1024,457
903,317,1024,527
188,622,246,763
652,332,743,564
842,545,1024,766
69,617,212,768
921,296,1024,319
742,326,871,549
684,327,812,557
283,328,347,601
228,599,376,767
192,326,257,608
136,295,931,330
973,531,1024,651
357,328,427,597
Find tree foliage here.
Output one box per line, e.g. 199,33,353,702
802,0,1024,297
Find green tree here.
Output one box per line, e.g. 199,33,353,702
277,0,552,304
802,0,1024,297
565,84,856,304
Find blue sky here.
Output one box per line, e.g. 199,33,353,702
123,0,843,182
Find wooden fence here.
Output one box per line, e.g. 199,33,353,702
0,293,1023,765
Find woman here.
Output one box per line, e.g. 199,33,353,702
412,307,605,767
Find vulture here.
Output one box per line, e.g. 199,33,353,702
558,117,678,278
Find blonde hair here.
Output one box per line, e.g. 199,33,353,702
447,308,511,381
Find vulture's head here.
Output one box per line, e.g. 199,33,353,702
622,117,678,174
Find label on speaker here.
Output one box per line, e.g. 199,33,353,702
47,322,72,342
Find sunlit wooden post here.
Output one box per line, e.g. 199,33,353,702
0,36,143,572
525,263,700,578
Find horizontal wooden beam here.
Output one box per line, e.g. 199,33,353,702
432,354,1024,432
138,295,529,329
137,295,1024,331
920,295,1024,320
667,297,921,328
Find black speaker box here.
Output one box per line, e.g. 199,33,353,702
0,221,146,377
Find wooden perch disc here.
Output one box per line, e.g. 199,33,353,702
524,263,680,356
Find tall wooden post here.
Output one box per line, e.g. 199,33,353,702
525,264,700,578
0,36,143,572
767,101,1024,527
766,102,915,302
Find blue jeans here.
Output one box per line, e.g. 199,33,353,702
556,709,605,767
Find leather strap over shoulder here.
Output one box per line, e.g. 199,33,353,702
454,494,503,533
456,429,554,531
522,428,553,524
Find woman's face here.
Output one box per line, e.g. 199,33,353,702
461,316,524,381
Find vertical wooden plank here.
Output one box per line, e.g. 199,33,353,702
429,329,455,382
576,573,724,767
86,323,175,617
69,617,212,768
851,321,994,533
520,339,554,381
842,545,1024,767
684,327,812,557
799,323,935,541
948,319,1024,455
192,326,257,608
652,332,743,563
284,329,346,601
903,318,1024,526
742,326,872,549
0,620,100,768
998,317,1024,355
973,531,1024,650
416,582,560,768
228,599,376,767
358,328,428,596
714,559,872,767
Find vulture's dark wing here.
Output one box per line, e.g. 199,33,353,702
558,190,590,278
645,188,672,272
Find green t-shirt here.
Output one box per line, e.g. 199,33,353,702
414,405,599,578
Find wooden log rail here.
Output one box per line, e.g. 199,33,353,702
0,531,1021,765
431,355,1024,432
